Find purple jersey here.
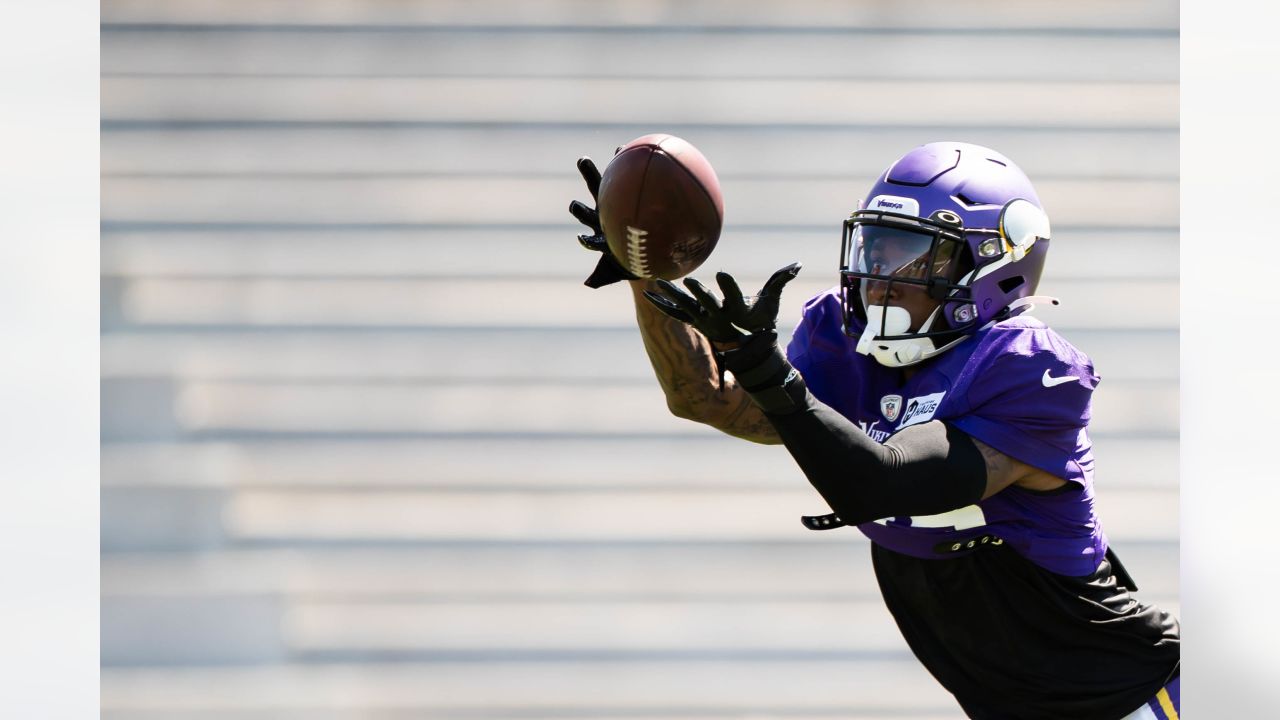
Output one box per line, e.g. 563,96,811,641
786,287,1107,577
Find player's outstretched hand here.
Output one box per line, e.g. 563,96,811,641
717,262,803,333
642,262,802,346
569,156,639,288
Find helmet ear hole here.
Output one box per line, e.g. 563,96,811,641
929,209,963,226
998,276,1025,294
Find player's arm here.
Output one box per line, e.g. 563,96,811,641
627,280,781,444
768,401,1061,524
722,341,1068,522
568,155,779,444
647,267,1063,524
971,439,1068,495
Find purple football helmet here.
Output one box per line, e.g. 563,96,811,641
841,141,1052,367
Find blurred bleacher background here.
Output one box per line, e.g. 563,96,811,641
100,1,1179,717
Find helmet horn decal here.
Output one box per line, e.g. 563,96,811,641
998,198,1051,262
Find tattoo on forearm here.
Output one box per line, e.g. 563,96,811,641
635,305,712,395
631,282,780,444
718,390,780,443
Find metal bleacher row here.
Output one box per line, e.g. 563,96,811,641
101,1,1179,717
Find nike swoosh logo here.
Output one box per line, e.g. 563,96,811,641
1042,370,1076,387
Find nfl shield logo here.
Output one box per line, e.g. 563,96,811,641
881,394,903,422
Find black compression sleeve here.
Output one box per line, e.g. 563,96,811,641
721,338,988,525
772,400,989,526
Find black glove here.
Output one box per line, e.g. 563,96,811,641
642,263,805,407
569,156,640,288
642,262,802,346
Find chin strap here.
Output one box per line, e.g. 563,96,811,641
857,295,1060,368
1004,294,1060,315
856,304,938,367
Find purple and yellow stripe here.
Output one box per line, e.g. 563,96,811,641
1145,675,1180,719
1123,675,1180,720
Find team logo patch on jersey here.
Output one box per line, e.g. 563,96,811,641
898,391,946,429
880,394,903,422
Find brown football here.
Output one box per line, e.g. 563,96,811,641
597,134,723,280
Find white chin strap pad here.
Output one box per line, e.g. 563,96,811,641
856,305,912,354
856,304,935,367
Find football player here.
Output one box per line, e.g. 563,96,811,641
569,141,1180,719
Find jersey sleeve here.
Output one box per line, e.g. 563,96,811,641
785,287,843,376
948,326,1100,484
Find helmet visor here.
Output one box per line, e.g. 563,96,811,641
844,223,961,286
839,214,975,341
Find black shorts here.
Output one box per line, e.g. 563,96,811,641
871,540,1180,720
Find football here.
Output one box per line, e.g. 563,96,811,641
596,134,723,280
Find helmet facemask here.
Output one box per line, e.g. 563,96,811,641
840,209,978,367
